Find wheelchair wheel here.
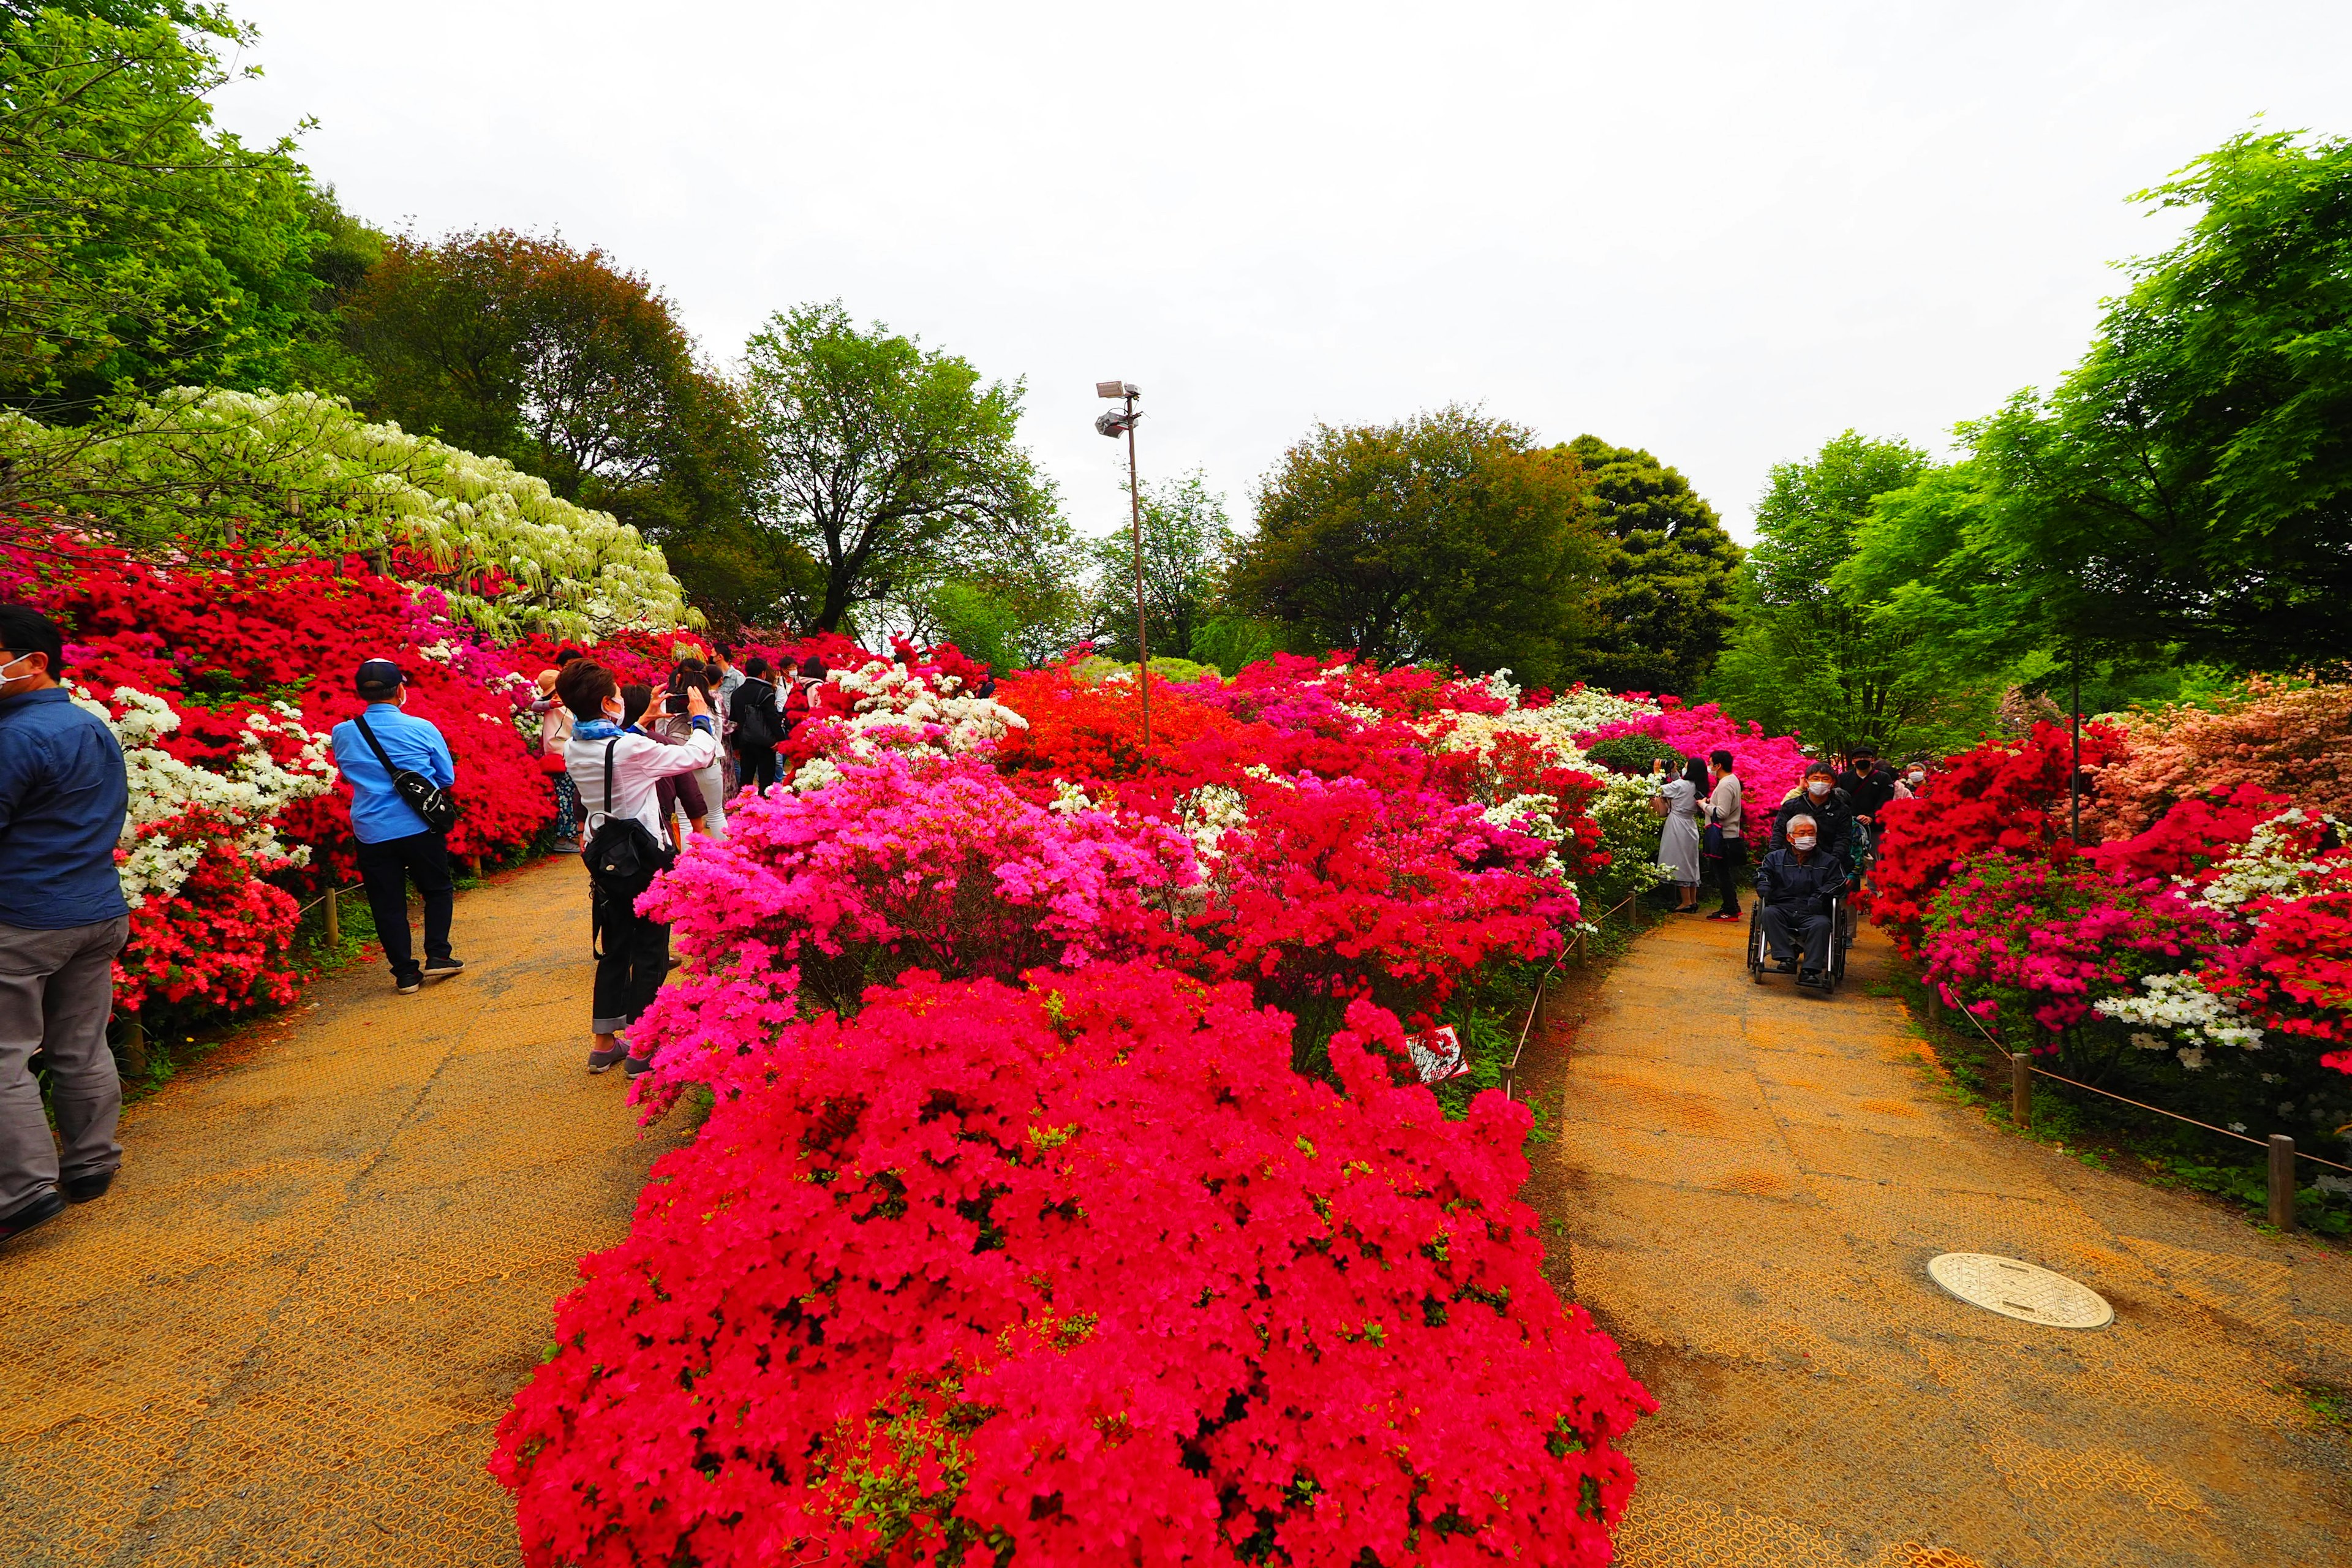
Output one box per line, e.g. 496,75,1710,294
1823,895,1851,995
1747,903,1766,983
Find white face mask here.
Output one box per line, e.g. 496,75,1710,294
1907,770,1925,785
603,698,624,723
0,651,37,685
1793,834,1817,850
1806,780,1831,797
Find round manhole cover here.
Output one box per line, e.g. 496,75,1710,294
1927,1253,2112,1329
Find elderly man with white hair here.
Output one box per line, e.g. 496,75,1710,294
1754,810,1849,982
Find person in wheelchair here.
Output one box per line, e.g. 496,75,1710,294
1756,813,1849,982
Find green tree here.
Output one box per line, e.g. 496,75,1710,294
0,6,336,413
739,301,1061,635
1089,470,1230,664
1561,434,1743,693
1708,431,2004,754
1227,406,1600,685
1896,130,2352,673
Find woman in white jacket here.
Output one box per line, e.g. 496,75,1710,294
555,660,719,1079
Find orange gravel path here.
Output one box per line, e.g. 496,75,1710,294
1554,913,2352,1567
0,860,680,1567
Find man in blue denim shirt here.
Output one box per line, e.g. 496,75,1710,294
0,606,131,1245
329,660,466,996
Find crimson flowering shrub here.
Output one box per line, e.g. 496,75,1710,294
2084,783,2292,887
1871,720,2125,957
1572,698,1806,853
1188,769,1575,1057
113,823,303,1014
1921,854,2226,1044
2211,881,2352,1071
494,966,1651,1568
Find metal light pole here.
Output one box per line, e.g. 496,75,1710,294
1095,380,1149,748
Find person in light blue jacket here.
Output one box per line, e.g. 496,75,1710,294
329,659,465,995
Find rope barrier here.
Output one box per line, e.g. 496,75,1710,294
1943,988,2352,1174
1498,892,1648,1101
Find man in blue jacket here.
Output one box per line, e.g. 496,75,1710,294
0,606,131,1244
1755,812,1848,982
330,660,465,995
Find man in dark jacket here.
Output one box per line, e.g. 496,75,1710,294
0,606,131,1243
1756,812,1848,979
1836,744,1897,825
1771,761,1855,867
729,656,785,795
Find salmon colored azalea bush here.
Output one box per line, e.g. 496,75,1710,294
2086,677,2352,838
492,967,1652,1568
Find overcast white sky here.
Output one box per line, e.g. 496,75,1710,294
212,1,2351,544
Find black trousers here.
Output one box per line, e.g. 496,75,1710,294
355,830,453,982
592,888,671,1037
1709,837,1748,915
736,744,780,794
1760,904,1833,967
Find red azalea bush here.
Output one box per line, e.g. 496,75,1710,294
1871,720,2125,957
113,829,303,1014
1188,769,1576,1052
2084,783,2293,888
493,966,1651,1568
2212,881,2352,1069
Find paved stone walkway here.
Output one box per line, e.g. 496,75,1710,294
1553,913,2352,1567
0,860,680,1567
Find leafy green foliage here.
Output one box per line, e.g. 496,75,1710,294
1561,436,1742,695
1088,470,1229,665
1228,406,1601,686
1850,130,2352,676
739,301,1064,635
1709,431,2003,755
0,7,337,413
1188,613,1281,677
1580,735,1684,778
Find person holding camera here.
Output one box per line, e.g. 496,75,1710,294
330,660,465,997
0,606,131,1244
556,660,717,1079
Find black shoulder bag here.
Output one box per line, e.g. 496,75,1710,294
580,737,674,902
353,712,459,834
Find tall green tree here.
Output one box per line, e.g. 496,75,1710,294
1892,130,2352,673
0,6,336,415
739,301,1062,635
1561,435,1743,693
1708,431,2004,754
1227,406,1600,685
1089,470,1230,664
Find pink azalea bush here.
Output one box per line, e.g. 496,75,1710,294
1575,698,1808,850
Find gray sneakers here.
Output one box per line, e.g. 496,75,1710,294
587,1041,628,1074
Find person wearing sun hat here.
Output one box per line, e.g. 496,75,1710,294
329,658,466,995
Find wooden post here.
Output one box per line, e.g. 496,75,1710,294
120,1016,148,1076
2010,1054,2032,1128
2269,1135,2296,1232
323,884,340,947
469,854,483,880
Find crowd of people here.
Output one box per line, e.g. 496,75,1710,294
1652,742,1932,983
2,584,1947,1246
0,608,848,1246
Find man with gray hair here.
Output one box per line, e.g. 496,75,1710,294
1754,810,1847,982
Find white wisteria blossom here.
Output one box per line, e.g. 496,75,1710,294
1,388,699,638
72,685,336,908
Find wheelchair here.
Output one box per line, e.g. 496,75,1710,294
1747,891,1850,995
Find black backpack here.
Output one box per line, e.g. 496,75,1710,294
353,712,459,834
733,679,782,750
580,737,674,900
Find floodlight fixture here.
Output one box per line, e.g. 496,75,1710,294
1096,380,1140,399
